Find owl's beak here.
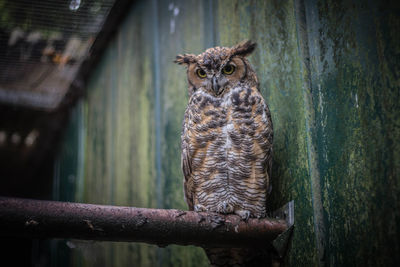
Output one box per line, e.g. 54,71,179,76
212,76,220,95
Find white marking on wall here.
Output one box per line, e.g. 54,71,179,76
355,93,359,108
168,3,180,34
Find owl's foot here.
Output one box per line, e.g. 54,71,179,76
234,210,251,221
217,201,234,214
194,204,208,212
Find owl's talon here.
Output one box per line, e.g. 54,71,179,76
194,204,207,212
217,201,234,214
235,210,251,221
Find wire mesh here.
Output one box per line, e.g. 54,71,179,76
0,0,116,109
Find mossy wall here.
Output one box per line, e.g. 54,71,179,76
55,0,400,266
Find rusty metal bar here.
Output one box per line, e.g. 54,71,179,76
0,197,288,248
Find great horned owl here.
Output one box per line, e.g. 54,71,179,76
175,41,273,266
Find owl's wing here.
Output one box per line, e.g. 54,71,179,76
181,144,194,210
264,102,273,188
181,110,194,210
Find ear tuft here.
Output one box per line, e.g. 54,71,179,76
174,54,197,66
231,40,257,57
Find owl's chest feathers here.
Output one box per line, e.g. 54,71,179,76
188,86,264,179
185,86,270,215
191,86,258,135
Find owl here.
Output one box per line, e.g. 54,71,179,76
175,41,273,266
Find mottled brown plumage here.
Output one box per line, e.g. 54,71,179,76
175,41,273,266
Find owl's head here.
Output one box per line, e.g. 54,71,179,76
175,40,258,97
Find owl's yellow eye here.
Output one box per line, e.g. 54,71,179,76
196,69,207,78
222,64,235,75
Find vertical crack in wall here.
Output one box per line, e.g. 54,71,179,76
203,0,216,48
294,0,327,265
152,1,163,266
152,0,162,210
109,39,118,265
76,100,85,203
110,45,117,207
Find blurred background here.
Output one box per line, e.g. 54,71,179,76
0,0,399,266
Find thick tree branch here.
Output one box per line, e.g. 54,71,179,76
0,197,288,248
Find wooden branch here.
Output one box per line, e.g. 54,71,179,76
0,197,288,248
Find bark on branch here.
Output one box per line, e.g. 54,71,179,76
0,197,287,248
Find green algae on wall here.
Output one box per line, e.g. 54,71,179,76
305,0,400,265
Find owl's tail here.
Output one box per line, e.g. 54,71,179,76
204,247,275,267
